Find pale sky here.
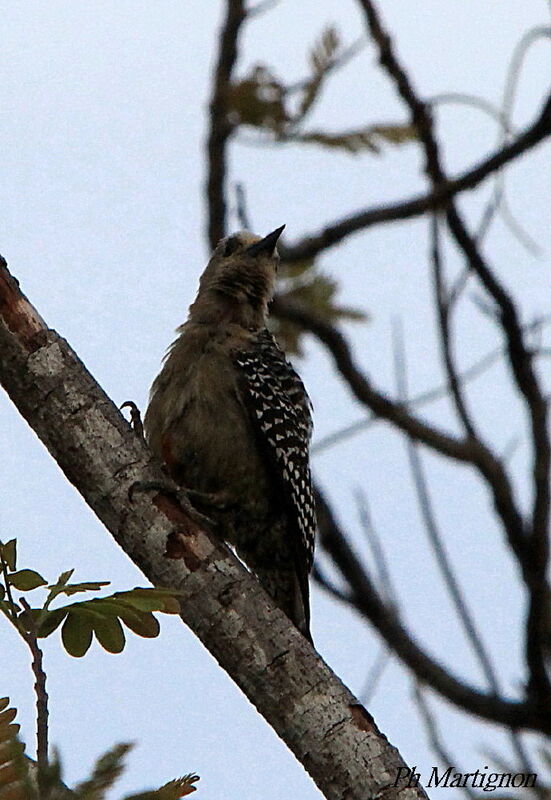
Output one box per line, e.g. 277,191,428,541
1,2,550,798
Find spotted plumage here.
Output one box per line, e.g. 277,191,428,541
234,328,315,575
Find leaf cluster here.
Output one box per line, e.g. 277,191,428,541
0,696,33,800
272,264,367,356
228,26,416,154
0,540,180,657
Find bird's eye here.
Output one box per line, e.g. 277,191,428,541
223,236,240,257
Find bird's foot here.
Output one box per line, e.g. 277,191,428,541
121,400,144,438
129,480,216,531
186,488,236,512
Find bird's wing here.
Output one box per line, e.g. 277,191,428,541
233,329,316,592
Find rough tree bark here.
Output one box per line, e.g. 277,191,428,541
0,256,430,800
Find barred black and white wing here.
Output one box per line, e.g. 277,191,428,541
233,329,316,581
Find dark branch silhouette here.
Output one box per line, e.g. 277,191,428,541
280,92,551,263
206,0,246,249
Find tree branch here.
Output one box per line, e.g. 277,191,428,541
356,0,550,705
311,342,506,455
20,599,49,776
0,256,431,800
429,215,478,438
391,319,500,693
314,485,549,733
280,91,551,263
206,0,246,249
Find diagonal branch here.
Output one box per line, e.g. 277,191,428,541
0,255,431,800
311,342,506,455
281,92,551,263
314,485,548,732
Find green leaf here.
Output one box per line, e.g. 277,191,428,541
157,596,180,614
35,749,71,800
289,123,418,154
36,608,68,638
0,539,17,570
92,615,125,654
298,26,340,121
119,609,160,639
48,579,110,599
110,595,160,613
61,612,93,657
0,699,33,800
56,569,75,586
272,272,368,356
111,588,180,613
280,259,314,279
371,123,418,144
74,743,133,798
85,597,162,638
124,774,200,800
0,707,17,727
228,65,289,132
0,598,21,616
8,569,47,591
311,26,339,74
293,128,379,153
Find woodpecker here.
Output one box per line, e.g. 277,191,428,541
144,226,316,641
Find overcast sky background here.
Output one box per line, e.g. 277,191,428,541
1,2,550,798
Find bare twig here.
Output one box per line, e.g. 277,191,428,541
414,686,478,800
20,598,49,776
392,319,499,692
248,0,280,18
490,25,551,254
0,553,49,779
361,646,392,706
429,92,515,134
311,563,352,604
206,0,247,249
286,37,366,98
429,216,477,437
235,182,252,230
354,487,397,607
272,299,478,463
311,343,505,455
395,320,536,775
275,300,527,575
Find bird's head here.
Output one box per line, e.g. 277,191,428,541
190,225,285,327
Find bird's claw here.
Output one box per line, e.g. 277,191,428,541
121,400,144,438
128,480,217,531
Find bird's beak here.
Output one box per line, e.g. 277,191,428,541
246,225,285,257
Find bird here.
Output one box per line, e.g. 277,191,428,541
144,226,316,642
